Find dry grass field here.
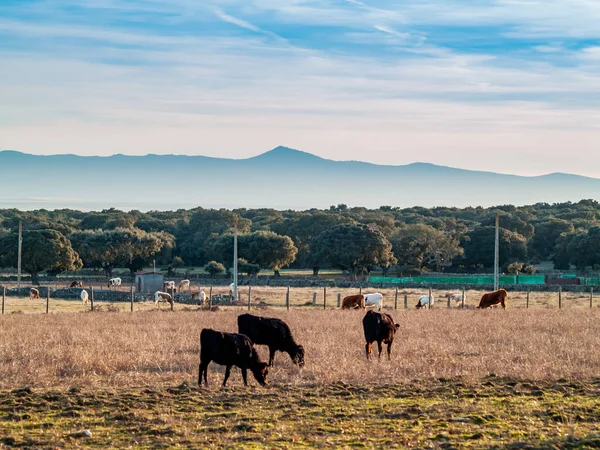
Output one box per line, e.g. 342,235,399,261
2,301,600,448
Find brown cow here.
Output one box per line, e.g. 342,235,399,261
478,289,508,309
362,310,400,360
341,294,365,309
70,281,83,288
29,288,40,300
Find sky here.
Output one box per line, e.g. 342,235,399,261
1,0,600,177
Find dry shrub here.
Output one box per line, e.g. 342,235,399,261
0,308,599,389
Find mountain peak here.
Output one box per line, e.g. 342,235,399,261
251,146,325,161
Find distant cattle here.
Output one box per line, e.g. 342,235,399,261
478,289,508,309
238,313,305,367
198,291,207,305
198,328,269,388
70,281,83,288
108,278,121,289
178,279,190,292
80,289,89,305
341,294,365,310
416,294,434,309
163,281,176,292
154,291,173,307
362,310,400,360
444,292,466,307
29,288,40,300
364,293,383,310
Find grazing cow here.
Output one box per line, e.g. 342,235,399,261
198,328,269,388
108,277,122,289
29,288,40,300
478,289,508,309
154,291,173,307
198,291,207,305
238,313,305,367
341,294,365,310
70,281,83,288
444,293,466,307
416,294,434,309
80,289,89,305
178,279,190,292
362,310,400,360
163,281,176,292
364,293,384,310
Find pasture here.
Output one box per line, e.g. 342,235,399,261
1,307,600,447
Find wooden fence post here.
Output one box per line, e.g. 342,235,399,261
286,287,290,311
404,294,408,309
46,288,50,314
590,287,594,309
323,287,327,310
209,286,213,309
247,286,251,311
130,285,134,312
447,294,451,308
558,286,562,309
428,287,432,309
248,286,252,310
337,293,341,308
90,286,94,312
462,287,465,309
394,287,398,310
359,287,362,295
312,291,317,306
526,289,530,309
2,286,5,314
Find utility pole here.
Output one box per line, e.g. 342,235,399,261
17,221,22,289
233,215,238,304
494,214,499,291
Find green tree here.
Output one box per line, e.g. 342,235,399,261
461,226,528,268
243,231,297,277
311,224,395,280
529,219,574,260
238,258,261,278
389,224,463,272
204,260,225,277
70,228,173,276
0,229,82,284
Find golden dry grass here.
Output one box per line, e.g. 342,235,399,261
1,306,599,390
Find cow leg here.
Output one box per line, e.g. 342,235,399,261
365,342,372,360
241,367,248,386
387,341,393,361
198,362,209,386
222,365,232,387
268,347,276,366
377,341,383,360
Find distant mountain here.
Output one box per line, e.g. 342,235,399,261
1,146,599,211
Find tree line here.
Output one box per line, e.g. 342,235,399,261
0,199,599,283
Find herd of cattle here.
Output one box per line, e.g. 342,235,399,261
199,289,509,388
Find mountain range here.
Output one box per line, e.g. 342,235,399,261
0,146,598,211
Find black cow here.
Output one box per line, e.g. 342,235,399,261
198,328,269,388
362,310,400,360
237,314,305,367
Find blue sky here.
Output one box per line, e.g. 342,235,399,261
1,0,600,176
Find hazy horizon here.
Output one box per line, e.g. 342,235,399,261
2,1,600,177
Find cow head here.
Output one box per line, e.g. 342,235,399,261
292,345,305,368
251,362,269,386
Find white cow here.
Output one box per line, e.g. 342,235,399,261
163,281,176,292
178,279,190,292
154,291,173,307
199,291,207,304
416,294,435,309
364,293,383,310
81,289,89,305
29,288,40,300
108,277,121,289
444,292,466,307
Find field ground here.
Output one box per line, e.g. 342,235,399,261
0,286,597,315
2,307,600,448
2,379,600,449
